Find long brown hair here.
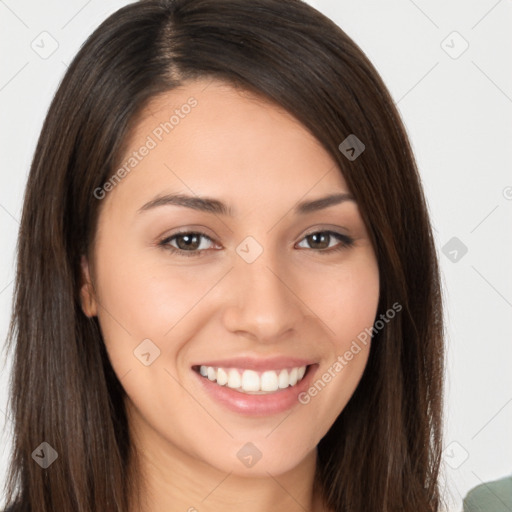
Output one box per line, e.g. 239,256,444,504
2,0,444,510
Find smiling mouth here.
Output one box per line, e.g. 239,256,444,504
192,364,312,394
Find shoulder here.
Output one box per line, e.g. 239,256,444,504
463,475,512,512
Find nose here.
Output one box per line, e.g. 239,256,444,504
221,250,304,344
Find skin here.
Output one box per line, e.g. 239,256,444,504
80,79,380,512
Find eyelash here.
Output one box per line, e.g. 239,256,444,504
157,229,355,258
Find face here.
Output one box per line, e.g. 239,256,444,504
81,79,379,477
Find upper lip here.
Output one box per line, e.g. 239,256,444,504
192,356,316,371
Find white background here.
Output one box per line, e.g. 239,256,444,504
1,1,511,510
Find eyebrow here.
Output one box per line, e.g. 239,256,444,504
137,192,355,216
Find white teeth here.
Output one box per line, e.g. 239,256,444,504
289,367,298,386
278,369,289,389
261,370,279,392
216,367,228,386
196,365,308,394
227,368,241,389
241,370,260,391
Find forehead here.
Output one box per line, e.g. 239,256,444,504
103,78,350,215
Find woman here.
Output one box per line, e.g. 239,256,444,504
2,0,444,510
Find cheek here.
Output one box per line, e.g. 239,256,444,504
298,251,379,419
90,239,183,372
91,240,232,389
333,266,379,343
93,242,205,337
305,251,380,346
91,247,214,452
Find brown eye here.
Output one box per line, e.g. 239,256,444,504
173,233,202,251
159,231,217,257
305,232,330,250
296,231,354,253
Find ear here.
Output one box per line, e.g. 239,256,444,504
80,255,98,317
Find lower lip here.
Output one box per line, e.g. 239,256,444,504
192,365,319,416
